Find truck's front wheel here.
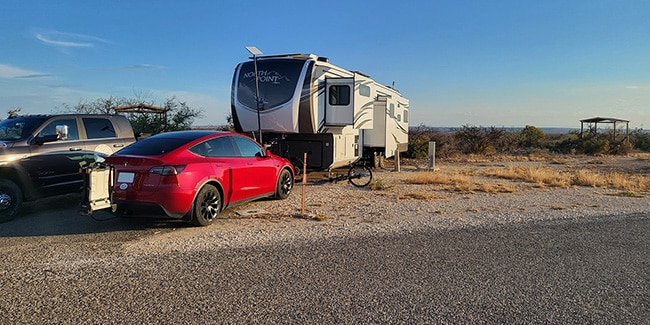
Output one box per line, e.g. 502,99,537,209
0,179,23,223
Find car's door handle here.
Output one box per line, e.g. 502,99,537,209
113,144,124,148
69,147,82,151
247,163,253,166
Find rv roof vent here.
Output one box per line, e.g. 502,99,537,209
317,57,329,62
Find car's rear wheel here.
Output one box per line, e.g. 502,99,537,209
274,168,294,200
191,184,221,226
0,179,23,223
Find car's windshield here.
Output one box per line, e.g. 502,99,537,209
0,117,49,141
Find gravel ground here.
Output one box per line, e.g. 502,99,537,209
0,156,648,323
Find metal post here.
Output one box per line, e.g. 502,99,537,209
395,151,401,172
428,141,436,171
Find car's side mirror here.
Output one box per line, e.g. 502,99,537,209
255,150,272,158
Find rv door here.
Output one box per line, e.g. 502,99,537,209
325,78,354,126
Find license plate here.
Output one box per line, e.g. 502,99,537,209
117,172,135,183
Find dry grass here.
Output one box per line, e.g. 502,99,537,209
482,165,650,192
607,190,645,198
396,191,440,201
483,166,572,188
404,171,516,194
401,154,650,194
368,179,392,191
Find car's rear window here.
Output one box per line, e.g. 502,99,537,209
115,137,189,156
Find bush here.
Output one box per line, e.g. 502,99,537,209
406,125,455,158
631,129,650,152
408,125,639,158
453,125,512,155
520,125,546,148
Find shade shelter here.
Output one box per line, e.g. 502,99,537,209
115,103,167,116
579,117,629,142
115,104,168,137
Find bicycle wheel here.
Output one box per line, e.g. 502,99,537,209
348,164,372,187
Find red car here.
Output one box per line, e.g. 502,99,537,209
105,130,294,226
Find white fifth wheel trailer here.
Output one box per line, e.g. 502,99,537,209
231,53,409,171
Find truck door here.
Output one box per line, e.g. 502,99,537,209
23,117,89,196
325,78,354,126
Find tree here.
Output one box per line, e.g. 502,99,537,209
6,108,21,119
61,94,203,135
520,125,546,148
60,96,128,114
126,96,202,135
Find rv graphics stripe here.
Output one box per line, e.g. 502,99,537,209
298,61,316,133
394,119,408,134
353,101,374,126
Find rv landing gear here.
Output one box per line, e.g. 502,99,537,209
373,152,386,169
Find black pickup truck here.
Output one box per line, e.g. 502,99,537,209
0,114,136,222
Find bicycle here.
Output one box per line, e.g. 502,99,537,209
327,161,373,187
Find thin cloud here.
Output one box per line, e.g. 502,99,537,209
0,64,52,79
121,64,165,70
35,30,110,48
14,73,54,79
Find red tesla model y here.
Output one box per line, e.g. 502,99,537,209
105,130,294,226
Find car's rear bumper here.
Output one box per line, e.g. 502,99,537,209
113,200,187,219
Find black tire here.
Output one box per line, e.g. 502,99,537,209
348,165,372,187
191,184,222,226
274,168,294,199
0,179,23,223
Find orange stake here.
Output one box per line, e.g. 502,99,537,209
301,152,307,216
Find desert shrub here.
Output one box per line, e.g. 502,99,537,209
520,125,546,148
582,136,610,154
408,125,637,158
548,131,634,155
406,125,456,158
454,125,512,154
630,129,650,152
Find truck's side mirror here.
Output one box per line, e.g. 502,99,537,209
55,125,69,140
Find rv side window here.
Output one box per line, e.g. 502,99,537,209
389,104,395,118
329,85,350,106
359,84,370,97
403,110,409,123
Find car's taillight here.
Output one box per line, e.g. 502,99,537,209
149,165,186,175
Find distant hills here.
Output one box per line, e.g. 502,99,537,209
194,125,643,135
410,126,579,134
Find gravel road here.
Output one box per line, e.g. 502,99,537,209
0,159,648,324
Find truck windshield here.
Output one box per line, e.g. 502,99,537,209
0,117,48,141
236,59,306,110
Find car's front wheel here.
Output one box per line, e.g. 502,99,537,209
0,179,23,223
274,168,294,200
191,184,222,226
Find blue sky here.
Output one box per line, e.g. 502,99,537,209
2,0,649,129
